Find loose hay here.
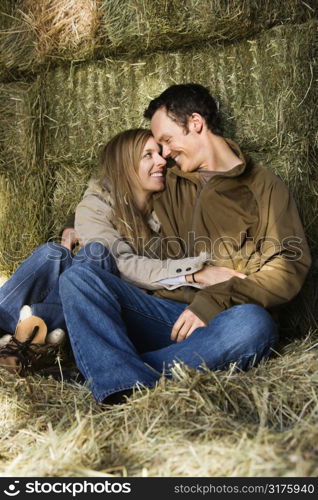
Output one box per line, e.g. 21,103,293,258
0,330,317,476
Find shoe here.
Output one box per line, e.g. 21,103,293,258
0,319,66,377
0,333,12,347
102,389,133,405
0,315,48,375
19,306,65,345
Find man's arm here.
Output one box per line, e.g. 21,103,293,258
187,176,312,325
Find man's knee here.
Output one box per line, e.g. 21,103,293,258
213,304,278,350
59,265,84,292
231,304,278,354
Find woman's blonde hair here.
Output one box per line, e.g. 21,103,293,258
99,128,157,255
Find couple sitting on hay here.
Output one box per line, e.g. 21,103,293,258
0,83,311,404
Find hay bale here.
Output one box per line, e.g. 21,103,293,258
0,79,52,275
0,0,16,81
0,0,102,74
0,174,52,275
43,21,317,172
99,0,317,57
0,0,316,73
43,20,317,247
50,164,96,239
0,80,41,176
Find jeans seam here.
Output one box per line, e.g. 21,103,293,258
214,341,276,371
65,320,93,386
121,303,177,326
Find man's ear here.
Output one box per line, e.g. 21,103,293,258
188,113,204,133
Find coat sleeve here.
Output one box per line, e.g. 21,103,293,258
187,177,312,324
75,193,207,290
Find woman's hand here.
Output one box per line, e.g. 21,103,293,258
188,265,247,286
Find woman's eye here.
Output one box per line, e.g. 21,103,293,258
144,152,152,158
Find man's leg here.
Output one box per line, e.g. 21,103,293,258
59,263,277,402
141,304,278,372
0,243,72,333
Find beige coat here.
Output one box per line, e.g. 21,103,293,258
75,179,207,290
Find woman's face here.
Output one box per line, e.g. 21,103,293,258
137,137,166,194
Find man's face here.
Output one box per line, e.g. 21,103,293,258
150,108,202,173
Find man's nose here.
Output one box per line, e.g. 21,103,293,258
162,145,171,158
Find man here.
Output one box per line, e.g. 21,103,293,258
144,83,312,340
58,84,310,403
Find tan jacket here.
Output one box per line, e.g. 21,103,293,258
75,179,208,290
152,140,312,324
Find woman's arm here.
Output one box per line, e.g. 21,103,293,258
75,192,208,290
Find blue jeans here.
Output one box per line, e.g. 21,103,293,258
59,246,279,402
0,242,115,334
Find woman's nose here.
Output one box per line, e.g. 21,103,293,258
156,154,167,166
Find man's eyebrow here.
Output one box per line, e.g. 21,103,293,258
158,135,169,142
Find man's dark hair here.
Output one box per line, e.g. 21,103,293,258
144,83,223,135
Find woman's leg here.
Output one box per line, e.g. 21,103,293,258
32,242,118,331
0,243,72,333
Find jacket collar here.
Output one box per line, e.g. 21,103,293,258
168,138,247,183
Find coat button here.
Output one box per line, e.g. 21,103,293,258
176,268,182,273
186,267,191,271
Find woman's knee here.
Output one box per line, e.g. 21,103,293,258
32,242,72,263
74,242,118,273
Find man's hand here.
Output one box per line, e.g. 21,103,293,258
60,228,82,251
171,309,206,342
193,265,246,286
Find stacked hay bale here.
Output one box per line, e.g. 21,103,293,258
0,1,317,331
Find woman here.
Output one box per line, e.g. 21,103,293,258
74,128,213,292
0,129,229,376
